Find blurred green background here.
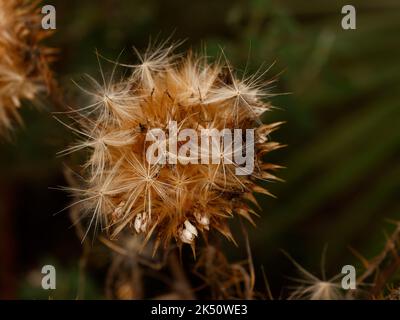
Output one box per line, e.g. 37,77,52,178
0,0,399,299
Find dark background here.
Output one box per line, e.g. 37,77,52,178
0,0,399,299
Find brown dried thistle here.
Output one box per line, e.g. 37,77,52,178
61,42,283,255
0,0,55,133
349,221,400,299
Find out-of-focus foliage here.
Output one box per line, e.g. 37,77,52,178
18,258,102,299
0,0,399,298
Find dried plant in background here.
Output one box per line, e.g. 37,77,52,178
0,0,55,134
350,221,400,299
283,222,400,300
193,243,255,299
61,42,283,255
100,234,198,300
99,233,255,300
285,249,345,300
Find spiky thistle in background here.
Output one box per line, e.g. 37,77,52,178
0,0,55,134
62,43,283,254
285,250,345,300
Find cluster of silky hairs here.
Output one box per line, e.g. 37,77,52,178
62,41,283,254
0,0,54,133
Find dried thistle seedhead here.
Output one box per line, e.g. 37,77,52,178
289,278,343,300
0,0,55,133
285,250,346,300
63,43,283,253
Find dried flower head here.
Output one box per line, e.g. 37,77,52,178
0,0,55,133
63,43,283,253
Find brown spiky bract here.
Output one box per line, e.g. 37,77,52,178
0,0,55,133
64,44,283,253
